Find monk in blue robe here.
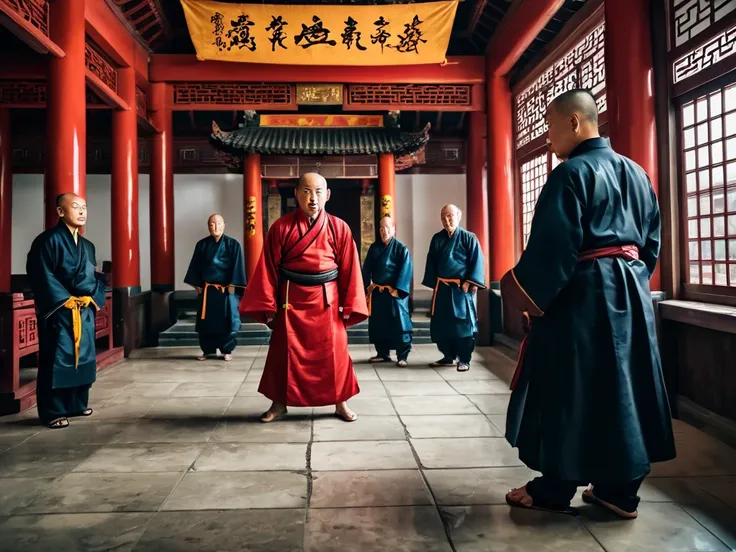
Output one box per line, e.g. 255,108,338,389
362,216,413,366
422,205,486,372
501,89,675,519
184,214,246,362
26,194,107,429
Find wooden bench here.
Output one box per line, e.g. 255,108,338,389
0,292,123,415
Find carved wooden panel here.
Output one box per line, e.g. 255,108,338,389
0,80,46,105
16,312,38,352
347,84,471,106
3,0,50,36
673,24,736,84
173,83,294,106
85,42,117,92
95,305,109,332
520,153,549,247
672,0,736,49
515,22,606,150
135,86,147,118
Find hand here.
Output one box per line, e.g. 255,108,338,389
461,282,471,293
196,287,203,295
228,285,235,295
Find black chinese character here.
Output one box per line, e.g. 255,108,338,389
226,14,257,52
266,15,289,51
211,12,227,51
341,16,367,51
294,15,337,48
395,15,427,54
371,16,391,52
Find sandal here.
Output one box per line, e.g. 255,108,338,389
223,354,232,362
582,487,638,519
369,356,391,363
429,358,455,367
335,409,358,422
260,408,288,423
196,356,207,361
397,360,408,367
505,486,578,516
47,417,69,429
457,363,470,372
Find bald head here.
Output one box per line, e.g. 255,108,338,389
546,88,601,161
56,193,87,229
208,213,225,239
295,172,330,218
378,216,395,244
441,204,462,234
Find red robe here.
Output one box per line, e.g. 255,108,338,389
240,209,368,406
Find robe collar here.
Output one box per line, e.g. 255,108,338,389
297,207,323,227
56,219,80,245
568,137,609,159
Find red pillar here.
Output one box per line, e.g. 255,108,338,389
378,153,396,221
243,153,263,283
487,76,515,281
0,109,11,292
466,111,489,281
111,67,140,290
149,83,175,292
605,0,660,290
45,0,86,229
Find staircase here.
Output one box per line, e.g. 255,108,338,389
158,289,434,347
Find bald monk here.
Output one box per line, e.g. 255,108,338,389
241,173,368,423
26,194,108,429
362,216,414,366
422,204,486,372
184,214,246,361
502,89,675,518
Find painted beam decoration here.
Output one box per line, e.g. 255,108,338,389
180,0,458,65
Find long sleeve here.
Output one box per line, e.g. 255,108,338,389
336,221,368,328
394,245,413,298
184,242,202,288
641,184,661,278
421,236,438,289
463,233,486,289
239,224,280,322
26,238,72,318
361,244,374,289
230,240,247,294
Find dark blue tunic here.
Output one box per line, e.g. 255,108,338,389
26,222,107,389
362,237,413,342
422,227,485,341
504,138,676,482
184,234,246,336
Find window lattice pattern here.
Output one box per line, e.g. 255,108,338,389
135,86,146,118
682,82,736,287
672,0,736,48
5,0,49,37
0,80,46,104
347,84,471,106
515,22,606,150
173,84,293,105
521,153,549,246
673,24,736,84
85,43,117,92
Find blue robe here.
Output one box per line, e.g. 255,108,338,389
184,235,246,338
26,222,107,389
502,137,676,482
422,227,486,341
362,238,413,344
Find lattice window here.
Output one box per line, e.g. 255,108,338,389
515,22,606,150
347,84,471,106
85,42,117,92
5,0,49,37
681,81,736,287
672,0,736,48
520,153,549,246
673,24,736,84
135,86,146,118
173,83,293,105
0,81,46,104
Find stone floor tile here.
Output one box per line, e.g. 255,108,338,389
213,417,312,443
0,444,101,478
411,437,522,469
113,418,219,443
651,432,736,477
424,466,541,505
313,396,396,416
376,368,446,381
169,382,241,397
384,381,459,396
73,443,203,473
0,477,56,515
311,440,417,471
24,422,129,446
466,394,510,415
313,415,405,441
392,395,481,415
194,442,307,471
449,379,511,395
402,415,502,439
310,470,432,508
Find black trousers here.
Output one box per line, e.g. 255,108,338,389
36,381,91,424
437,336,475,364
526,475,645,512
375,333,412,361
198,332,237,355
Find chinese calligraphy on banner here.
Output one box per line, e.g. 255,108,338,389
180,0,459,65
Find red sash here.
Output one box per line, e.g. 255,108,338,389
508,245,640,391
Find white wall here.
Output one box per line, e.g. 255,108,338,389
11,172,463,290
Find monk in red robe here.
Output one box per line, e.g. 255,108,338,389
240,173,368,423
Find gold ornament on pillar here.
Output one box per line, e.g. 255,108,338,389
380,194,393,219
245,196,257,237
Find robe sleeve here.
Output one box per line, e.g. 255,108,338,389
84,243,107,309
239,223,280,322
26,237,72,319
421,235,438,289
184,241,202,289
335,222,368,328
361,244,375,289
229,239,247,295
394,245,413,299
463,233,486,289
503,166,584,314
641,184,661,278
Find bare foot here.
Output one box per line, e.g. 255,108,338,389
335,401,357,422
260,402,287,423
223,354,232,362
506,486,533,507
196,355,207,361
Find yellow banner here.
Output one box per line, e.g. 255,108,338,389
180,0,459,66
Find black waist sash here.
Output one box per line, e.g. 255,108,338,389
279,267,338,286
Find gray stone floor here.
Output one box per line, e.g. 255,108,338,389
0,344,735,551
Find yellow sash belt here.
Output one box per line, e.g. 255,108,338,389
365,283,398,316
430,278,462,316
62,296,98,368
200,282,246,320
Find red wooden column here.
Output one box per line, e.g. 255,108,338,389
466,111,489,279
0,109,11,292
243,153,263,283
378,153,396,221
149,83,175,293
45,0,86,229
605,0,661,290
111,67,140,291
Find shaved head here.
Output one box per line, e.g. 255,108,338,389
56,193,81,208
208,213,225,239
208,213,224,225
298,172,327,190
545,88,601,161
56,193,87,229
549,89,599,125
378,216,395,244
441,204,462,234
295,172,330,218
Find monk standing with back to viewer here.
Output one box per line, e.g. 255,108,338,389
240,173,368,423
501,89,676,519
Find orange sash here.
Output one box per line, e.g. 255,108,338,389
366,283,397,315
430,277,462,316
200,282,246,320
